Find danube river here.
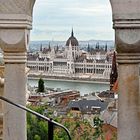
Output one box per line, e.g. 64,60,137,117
28,78,109,96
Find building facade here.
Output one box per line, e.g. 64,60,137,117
27,30,113,80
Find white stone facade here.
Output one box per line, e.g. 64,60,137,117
27,32,112,80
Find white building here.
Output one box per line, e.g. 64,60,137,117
27,30,112,80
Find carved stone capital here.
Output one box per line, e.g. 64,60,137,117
0,0,35,54
115,29,140,53
110,0,140,54
110,0,140,25
0,29,30,53
4,52,27,64
0,0,35,29
0,0,35,15
117,53,140,64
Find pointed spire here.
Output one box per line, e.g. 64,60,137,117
40,44,43,52
71,28,74,37
56,44,59,52
48,42,51,51
96,42,99,50
87,43,90,52
105,43,108,52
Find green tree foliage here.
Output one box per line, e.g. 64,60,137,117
27,106,48,140
27,106,70,140
93,116,104,140
38,78,45,92
34,135,41,140
110,133,117,140
27,106,116,140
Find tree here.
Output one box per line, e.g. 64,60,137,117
38,78,45,92
27,106,48,140
34,135,41,140
93,116,104,140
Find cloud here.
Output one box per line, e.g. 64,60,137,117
61,2,111,16
31,0,114,41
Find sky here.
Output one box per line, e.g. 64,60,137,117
31,0,114,41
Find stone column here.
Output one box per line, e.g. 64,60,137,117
0,1,35,140
0,66,4,139
110,0,140,140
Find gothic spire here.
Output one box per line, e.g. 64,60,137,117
40,44,43,52
105,43,108,52
48,42,51,51
71,28,74,37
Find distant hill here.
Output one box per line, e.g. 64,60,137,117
29,40,114,52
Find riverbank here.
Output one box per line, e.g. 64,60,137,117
28,75,110,84
28,78,109,96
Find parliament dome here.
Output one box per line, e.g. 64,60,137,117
66,29,79,46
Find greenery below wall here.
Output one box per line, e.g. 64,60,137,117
27,105,117,140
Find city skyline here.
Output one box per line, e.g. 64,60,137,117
31,0,114,41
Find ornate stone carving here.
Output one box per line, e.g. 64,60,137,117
0,29,29,53
0,0,35,16
110,0,140,20
110,0,140,54
115,29,140,53
0,0,35,54
0,0,35,30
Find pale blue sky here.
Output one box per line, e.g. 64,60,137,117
31,0,114,41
